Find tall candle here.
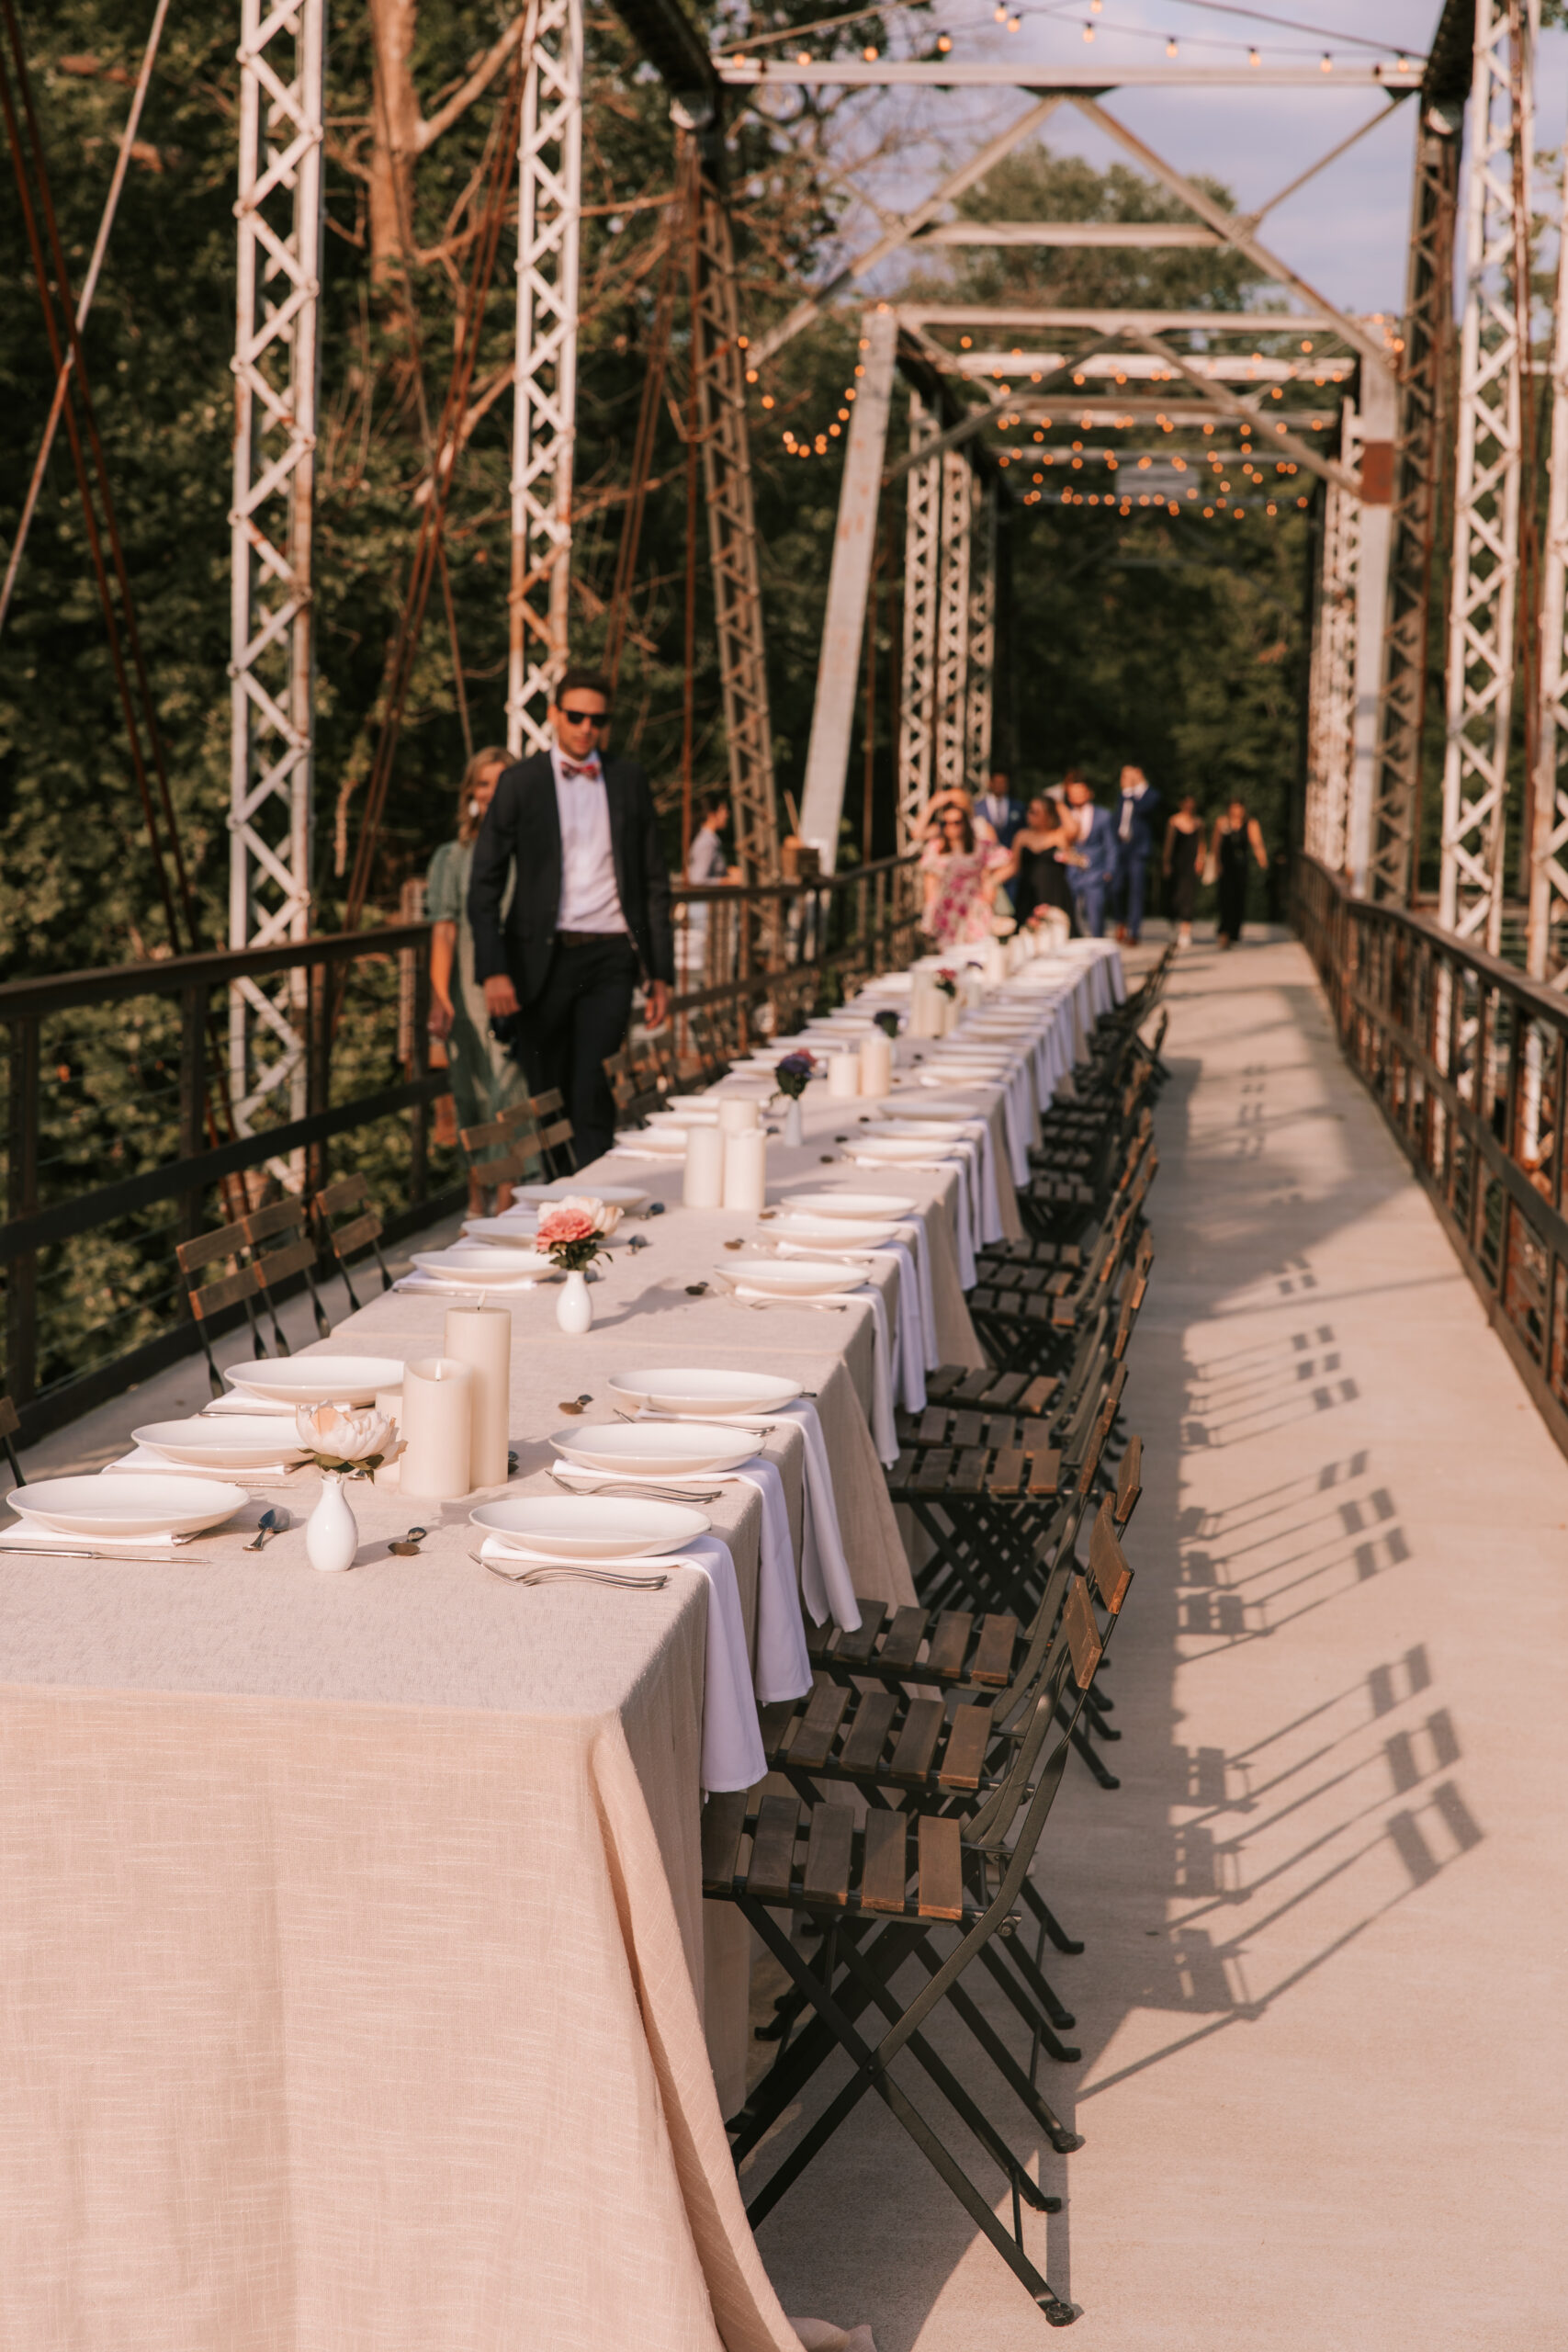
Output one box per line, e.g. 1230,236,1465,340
683,1121,726,1207
859,1032,892,1097
908,972,936,1038
827,1052,860,1100
400,1356,473,1499
718,1096,761,1135
722,1128,767,1213
443,1305,510,1488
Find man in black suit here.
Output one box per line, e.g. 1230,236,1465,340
468,671,673,1168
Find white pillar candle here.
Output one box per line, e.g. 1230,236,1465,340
859,1032,892,1097
443,1305,511,1488
827,1052,861,1100
683,1121,727,1207
908,971,937,1038
718,1096,761,1135
983,936,1008,986
722,1127,768,1213
400,1356,474,1499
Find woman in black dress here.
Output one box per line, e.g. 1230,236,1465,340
1211,798,1268,948
1009,795,1078,932
1162,794,1203,947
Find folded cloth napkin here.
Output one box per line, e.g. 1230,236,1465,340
556,1456,810,1706
0,1523,188,1553
873,1238,926,1413
851,1155,976,1288
394,1272,540,1296
478,1530,765,1792
107,1444,300,1481
892,1217,940,1369
202,1389,298,1417
846,1279,898,1469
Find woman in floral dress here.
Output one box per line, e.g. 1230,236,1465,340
919,804,1013,948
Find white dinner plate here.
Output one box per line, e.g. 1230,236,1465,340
849,1135,961,1162
606,1366,803,1418
131,1416,310,1470
411,1245,552,1283
550,1421,760,1476
726,1258,865,1299
7,1473,249,1539
874,1099,984,1123
511,1182,651,1211
778,1190,917,1220
225,1354,405,1408
471,1495,710,1560
617,1126,688,1154
645,1102,720,1125
771,1212,899,1247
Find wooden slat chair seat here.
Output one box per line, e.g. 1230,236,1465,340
313,1173,392,1314
175,1216,272,1398
704,1587,1130,2325
0,1395,27,1488
604,1036,675,1125
527,1089,577,1177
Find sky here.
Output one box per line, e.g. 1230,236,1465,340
789,1,1568,320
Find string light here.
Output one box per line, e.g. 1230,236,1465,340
1319,51,1331,71
936,28,953,50
1248,45,1259,65
1166,36,1177,56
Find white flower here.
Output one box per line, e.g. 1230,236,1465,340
295,1401,393,1467
554,1192,622,1238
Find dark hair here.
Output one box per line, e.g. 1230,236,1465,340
554,667,612,707
1063,764,1085,785
700,792,728,820
938,806,976,853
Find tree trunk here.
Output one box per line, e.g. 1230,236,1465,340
368,0,422,278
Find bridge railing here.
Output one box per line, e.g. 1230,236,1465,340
1,853,923,1441
1295,853,1568,1455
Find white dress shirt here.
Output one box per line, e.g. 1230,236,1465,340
1118,782,1148,842
550,747,627,933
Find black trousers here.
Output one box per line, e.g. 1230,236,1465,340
516,935,638,1170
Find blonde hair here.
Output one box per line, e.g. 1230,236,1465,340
457,745,511,845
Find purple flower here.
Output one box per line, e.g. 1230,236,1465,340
773,1048,818,1101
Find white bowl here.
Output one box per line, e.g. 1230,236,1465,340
778,1190,916,1221
7,1474,249,1539
512,1182,651,1211
224,1354,405,1408
550,1421,760,1476
606,1367,803,1418
131,1417,309,1470
471,1495,710,1560
411,1245,551,1283
729,1258,866,1298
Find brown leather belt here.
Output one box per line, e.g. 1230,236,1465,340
556,930,629,947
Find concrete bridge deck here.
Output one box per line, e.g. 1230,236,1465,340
757,929,1568,2350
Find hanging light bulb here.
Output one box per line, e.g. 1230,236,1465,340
994,4,1007,20
1082,17,1094,37
862,42,879,58
936,29,953,51
1006,12,1021,29
796,50,810,62
1320,51,1332,71
1248,45,1259,65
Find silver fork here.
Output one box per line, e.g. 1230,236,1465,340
475,1555,669,1589
549,1472,724,1501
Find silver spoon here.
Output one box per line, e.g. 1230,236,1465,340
244,1507,287,1552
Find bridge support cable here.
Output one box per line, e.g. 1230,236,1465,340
897,393,942,853
798,307,898,871
227,0,326,1143
508,0,583,756
964,477,998,795
1438,0,1532,956
1368,90,1463,905
1529,106,1568,984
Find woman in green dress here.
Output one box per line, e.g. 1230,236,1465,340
426,745,531,1212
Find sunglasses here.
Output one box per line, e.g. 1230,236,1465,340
558,707,609,727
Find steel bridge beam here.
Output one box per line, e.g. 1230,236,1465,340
228,0,325,1144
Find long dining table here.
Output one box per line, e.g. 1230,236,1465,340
0,939,1121,2352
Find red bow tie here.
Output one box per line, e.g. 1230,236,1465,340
560,759,599,780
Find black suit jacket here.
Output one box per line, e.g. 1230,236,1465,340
467,752,674,1005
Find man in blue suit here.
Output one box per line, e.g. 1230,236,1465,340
1113,764,1161,944
975,767,1025,850
1063,774,1117,938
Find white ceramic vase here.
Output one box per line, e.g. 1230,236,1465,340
557,1267,593,1334
306,1469,358,1572
782,1095,805,1148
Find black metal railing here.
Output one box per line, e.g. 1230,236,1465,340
1,852,923,1442
1295,854,1568,1458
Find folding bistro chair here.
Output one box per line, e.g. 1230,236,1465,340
459,1102,547,1201
312,1172,393,1313
176,1215,272,1398
704,1557,1132,2324
528,1088,577,1178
